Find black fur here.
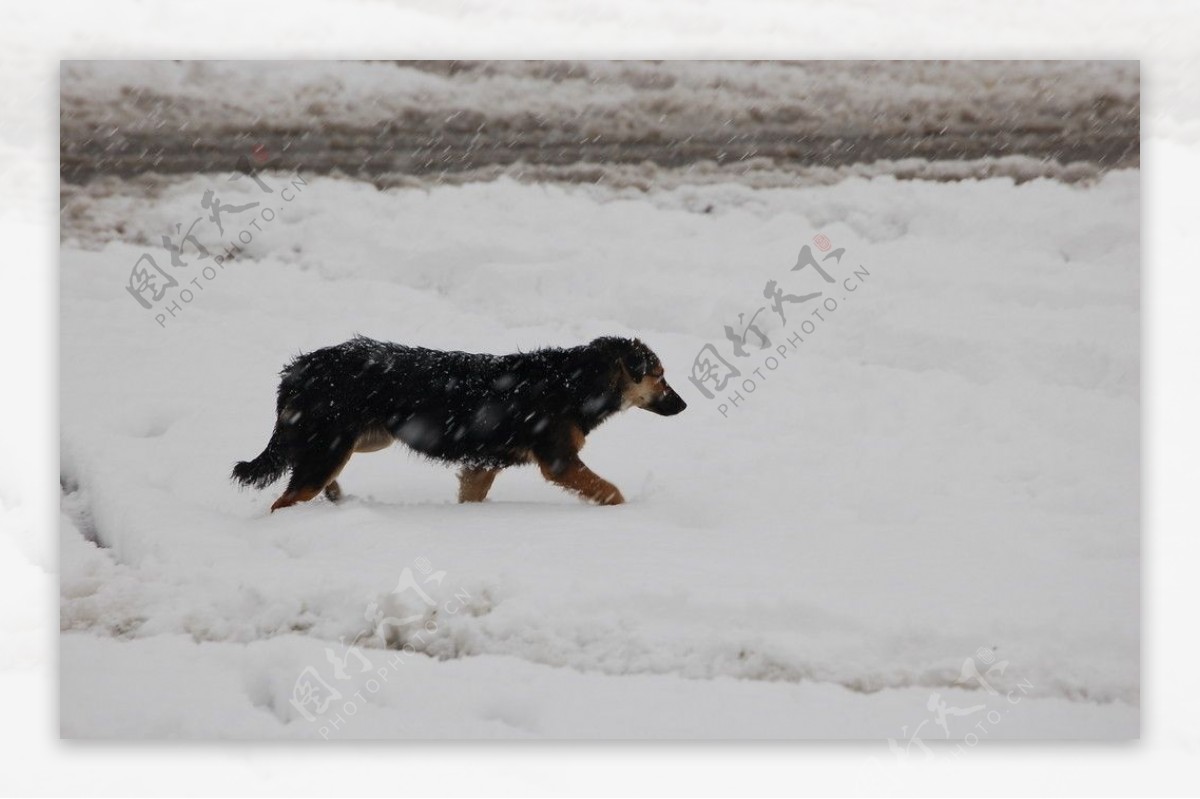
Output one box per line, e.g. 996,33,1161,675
232,335,686,506
231,420,288,488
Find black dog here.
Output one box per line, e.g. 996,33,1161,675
232,336,687,511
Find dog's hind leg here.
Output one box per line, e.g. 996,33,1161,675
319,425,395,504
457,467,500,503
323,480,343,503
271,440,354,512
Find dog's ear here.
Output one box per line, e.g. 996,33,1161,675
590,333,648,376
593,336,649,381
622,339,650,381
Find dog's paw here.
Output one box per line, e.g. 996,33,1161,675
597,489,625,506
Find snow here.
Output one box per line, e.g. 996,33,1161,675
61,60,1137,138
60,166,1138,738
62,633,1132,741
59,60,1138,187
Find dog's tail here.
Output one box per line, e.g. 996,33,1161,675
231,422,289,489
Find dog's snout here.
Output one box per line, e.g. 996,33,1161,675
652,383,687,416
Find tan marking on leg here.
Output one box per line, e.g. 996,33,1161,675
458,467,500,503
321,449,354,502
537,455,624,506
273,449,354,512
271,485,323,512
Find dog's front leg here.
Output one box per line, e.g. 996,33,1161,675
537,455,625,506
457,467,500,503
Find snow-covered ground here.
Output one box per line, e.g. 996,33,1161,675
60,60,1138,186
62,60,1138,136
59,165,1139,738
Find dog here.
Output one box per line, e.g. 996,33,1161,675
232,335,687,511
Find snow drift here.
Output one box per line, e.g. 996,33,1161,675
60,166,1138,738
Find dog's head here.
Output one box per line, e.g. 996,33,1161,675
591,336,687,417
